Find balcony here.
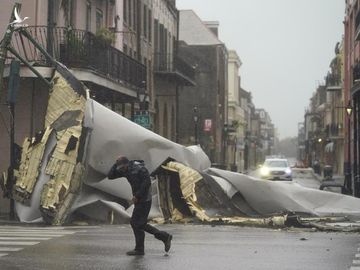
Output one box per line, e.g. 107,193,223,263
352,62,360,95
325,123,344,140
356,24,360,41
9,26,146,90
355,10,360,41
153,53,196,86
307,129,324,141
325,73,342,91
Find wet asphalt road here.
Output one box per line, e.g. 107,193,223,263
0,224,359,270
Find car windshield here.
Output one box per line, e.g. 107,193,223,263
264,160,288,167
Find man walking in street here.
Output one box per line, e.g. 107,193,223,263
108,156,172,256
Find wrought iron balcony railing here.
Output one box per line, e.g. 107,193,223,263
353,62,360,84
325,73,342,91
153,52,195,85
351,62,360,95
9,26,146,89
325,123,343,138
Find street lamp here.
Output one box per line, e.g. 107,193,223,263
193,106,199,145
138,91,148,110
345,101,353,194
137,81,148,110
133,82,150,129
346,105,353,117
232,136,238,172
244,131,250,171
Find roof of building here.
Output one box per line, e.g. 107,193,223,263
179,10,223,46
240,87,251,99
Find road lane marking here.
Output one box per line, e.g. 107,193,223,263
0,241,40,246
0,226,68,230
0,247,23,252
0,233,64,237
356,254,360,258
0,237,51,241
0,230,75,234
350,267,360,270
0,226,80,258
353,260,360,265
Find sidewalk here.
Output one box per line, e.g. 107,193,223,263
316,174,345,184
0,213,21,225
319,174,345,193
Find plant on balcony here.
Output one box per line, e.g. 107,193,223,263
67,30,86,60
95,27,115,47
231,120,240,130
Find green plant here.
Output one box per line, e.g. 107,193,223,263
95,27,115,46
65,30,86,61
232,120,240,129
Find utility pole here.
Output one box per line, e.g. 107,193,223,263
0,3,21,99
47,0,55,61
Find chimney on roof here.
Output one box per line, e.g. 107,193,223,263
204,21,219,37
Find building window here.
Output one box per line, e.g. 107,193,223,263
148,9,152,42
155,101,159,133
133,0,138,31
129,0,133,28
123,0,127,23
69,0,75,27
154,19,159,52
86,1,91,31
96,8,103,31
132,0,136,29
163,104,169,138
143,5,147,39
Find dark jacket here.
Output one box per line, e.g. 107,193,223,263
108,160,152,203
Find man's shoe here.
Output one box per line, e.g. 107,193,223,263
126,250,145,256
164,234,172,252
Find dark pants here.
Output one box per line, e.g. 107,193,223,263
130,200,168,251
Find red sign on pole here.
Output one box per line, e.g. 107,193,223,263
204,119,212,132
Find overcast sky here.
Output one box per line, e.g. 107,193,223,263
176,0,345,139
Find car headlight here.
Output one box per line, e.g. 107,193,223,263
285,168,292,175
260,167,270,176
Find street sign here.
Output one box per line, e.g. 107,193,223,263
134,111,150,129
204,119,212,132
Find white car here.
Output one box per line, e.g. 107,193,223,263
260,158,293,181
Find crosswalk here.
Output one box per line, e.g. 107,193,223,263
349,246,360,269
0,225,78,258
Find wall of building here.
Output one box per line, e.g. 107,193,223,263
178,44,227,164
153,78,176,140
152,0,179,140
227,50,242,171
227,50,240,107
0,77,49,214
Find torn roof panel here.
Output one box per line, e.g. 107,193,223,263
207,168,360,218
83,99,211,175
